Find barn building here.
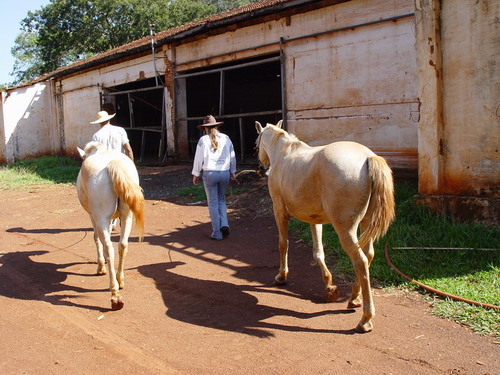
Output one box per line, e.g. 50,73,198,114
0,0,498,224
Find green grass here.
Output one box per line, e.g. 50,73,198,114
176,183,248,202
0,156,81,189
289,182,500,337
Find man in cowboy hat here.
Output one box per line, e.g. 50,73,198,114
90,110,135,231
91,110,134,161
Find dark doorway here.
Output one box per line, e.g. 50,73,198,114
101,77,166,164
176,54,283,164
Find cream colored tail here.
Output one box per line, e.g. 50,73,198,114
108,159,145,241
358,156,395,249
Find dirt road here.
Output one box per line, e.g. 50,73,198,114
0,166,498,374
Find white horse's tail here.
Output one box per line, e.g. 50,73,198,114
358,156,395,249
107,160,145,241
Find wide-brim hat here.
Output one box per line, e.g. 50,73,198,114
90,111,116,124
197,115,223,128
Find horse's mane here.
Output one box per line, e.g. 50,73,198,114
83,141,106,158
269,125,307,151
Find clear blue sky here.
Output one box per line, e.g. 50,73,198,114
1,0,50,86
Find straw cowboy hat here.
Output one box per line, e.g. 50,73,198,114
197,115,224,128
90,111,116,124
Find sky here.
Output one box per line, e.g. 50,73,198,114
0,0,50,86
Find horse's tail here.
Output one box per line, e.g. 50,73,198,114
358,156,395,249
108,159,145,241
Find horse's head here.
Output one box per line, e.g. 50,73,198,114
77,141,105,160
255,120,283,172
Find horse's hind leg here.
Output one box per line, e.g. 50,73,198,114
338,230,374,333
117,210,133,289
90,216,106,275
96,223,123,310
310,224,338,302
348,222,375,309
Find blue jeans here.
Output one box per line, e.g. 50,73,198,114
202,170,230,240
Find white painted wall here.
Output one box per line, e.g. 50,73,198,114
285,17,418,170
0,82,58,162
57,54,166,156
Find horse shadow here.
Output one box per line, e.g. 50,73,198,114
0,250,108,312
137,261,356,338
140,216,358,337
6,226,93,234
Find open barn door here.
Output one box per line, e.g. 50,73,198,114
174,54,284,163
101,77,166,164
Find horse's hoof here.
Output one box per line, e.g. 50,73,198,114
355,321,373,333
347,299,362,309
111,299,124,310
274,274,287,285
325,286,340,302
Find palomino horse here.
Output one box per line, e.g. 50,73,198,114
76,141,144,310
255,121,395,332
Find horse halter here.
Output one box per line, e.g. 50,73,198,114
254,132,263,157
254,131,269,176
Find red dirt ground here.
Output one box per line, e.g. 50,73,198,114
0,165,498,375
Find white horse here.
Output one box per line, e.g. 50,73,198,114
77,141,144,310
255,121,395,332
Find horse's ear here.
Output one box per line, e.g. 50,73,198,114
77,147,86,159
255,121,263,134
276,120,283,128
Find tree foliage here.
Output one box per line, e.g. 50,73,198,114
10,0,259,85
10,31,45,84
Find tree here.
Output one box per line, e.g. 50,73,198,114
10,31,45,85
201,0,256,13
10,0,260,85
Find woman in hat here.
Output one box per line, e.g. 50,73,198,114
192,115,236,240
91,110,134,161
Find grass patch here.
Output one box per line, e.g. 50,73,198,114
0,156,81,189
289,182,500,336
176,183,247,202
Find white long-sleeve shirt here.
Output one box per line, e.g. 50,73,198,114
192,133,236,177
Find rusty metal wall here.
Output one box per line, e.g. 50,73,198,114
173,0,417,172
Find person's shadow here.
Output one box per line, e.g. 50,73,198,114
0,250,108,311
137,261,357,338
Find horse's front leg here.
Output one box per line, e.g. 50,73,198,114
273,209,290,285
310,224,338,302
91,216,106,275
117,210,133,289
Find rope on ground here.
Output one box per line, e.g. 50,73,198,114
384,244,500,310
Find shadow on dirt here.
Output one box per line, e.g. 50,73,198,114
137,260,357,338
6,226,93,234
0,250,108,312
137,209,359,337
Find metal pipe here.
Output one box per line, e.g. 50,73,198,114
175,56,281,79
280,37,287,129
384,244,500,310
150,24,159,87
177,109,282,122
105,86,164,96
